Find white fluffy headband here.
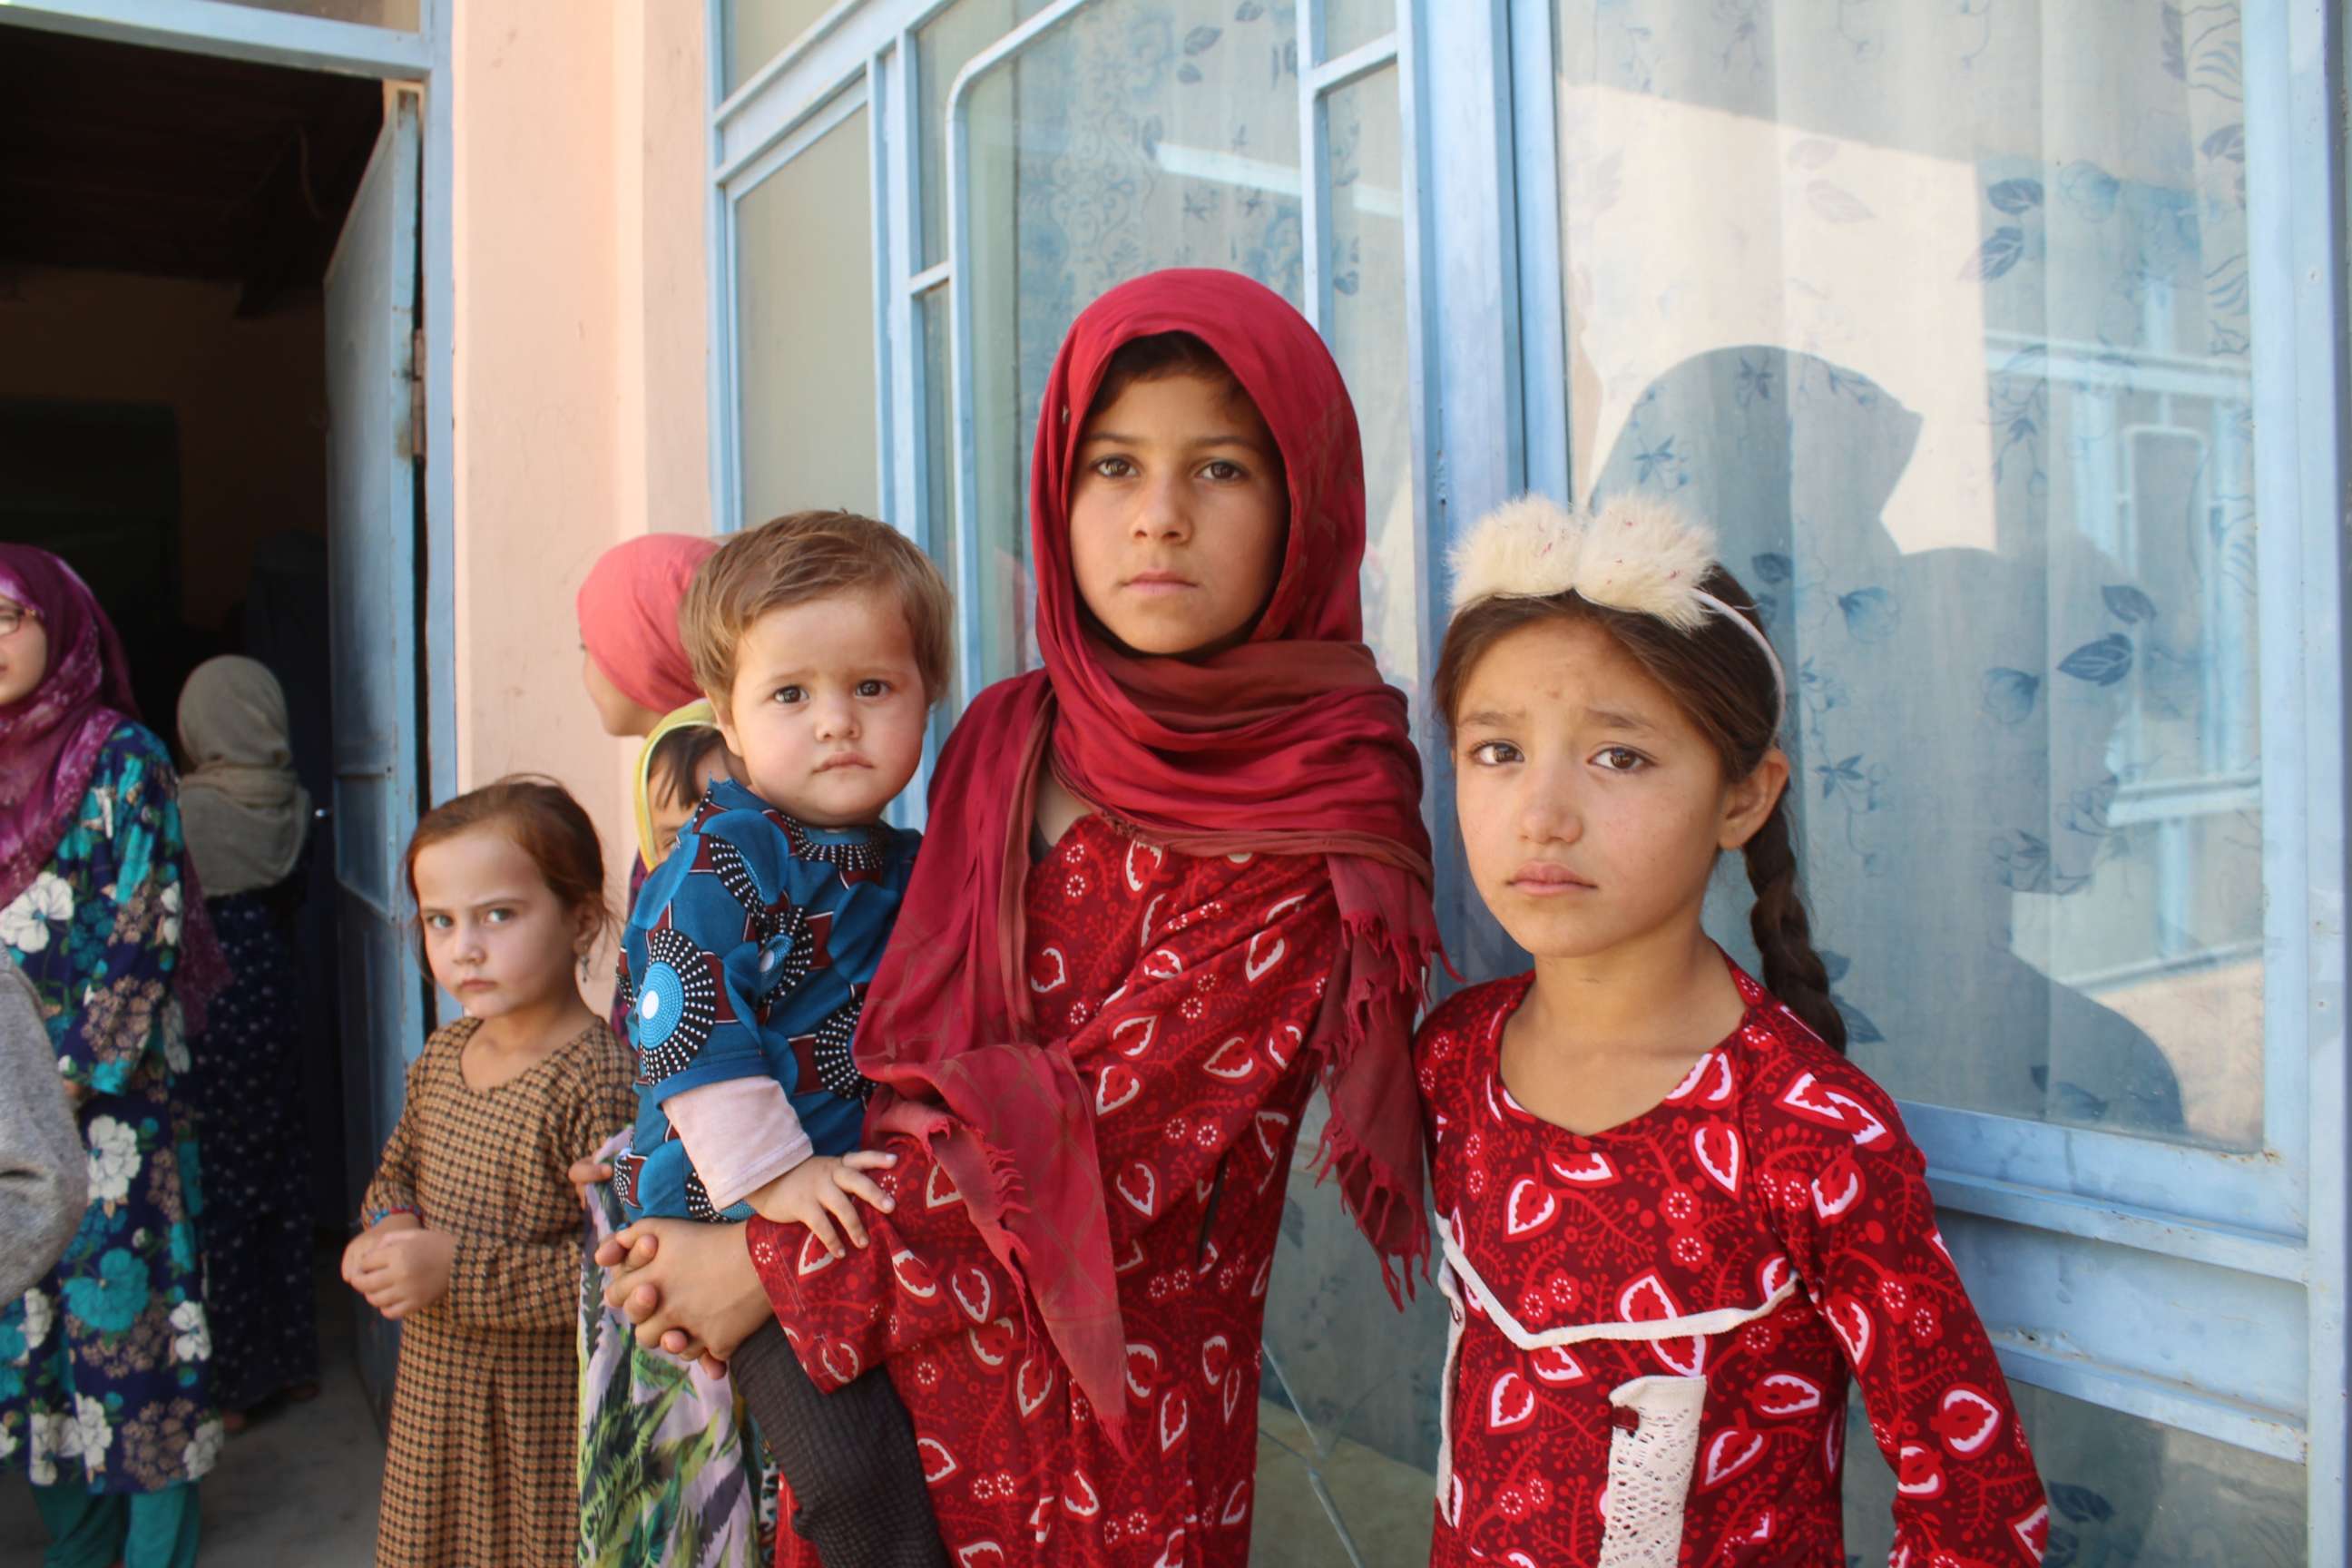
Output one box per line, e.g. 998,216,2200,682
1447,492,1788,719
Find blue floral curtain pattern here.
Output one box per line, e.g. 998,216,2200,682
963,0,1308,683
1550,2,2284,1560
1553,0,2260,1149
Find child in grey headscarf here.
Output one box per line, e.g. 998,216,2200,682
0,954,85,1301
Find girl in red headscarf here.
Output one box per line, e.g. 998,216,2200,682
599,270,1439,1568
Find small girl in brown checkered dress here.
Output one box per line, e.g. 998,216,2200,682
340,778,635,1568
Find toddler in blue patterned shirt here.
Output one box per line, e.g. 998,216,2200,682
611,509,953,1568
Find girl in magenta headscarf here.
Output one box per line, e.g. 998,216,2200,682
0,546,229,1568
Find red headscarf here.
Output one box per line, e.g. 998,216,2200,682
857,270,1438,1428
0,546,231,1028
575,534,718,715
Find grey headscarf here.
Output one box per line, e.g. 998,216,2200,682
176,656,310,897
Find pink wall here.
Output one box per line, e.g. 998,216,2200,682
449,0,712,989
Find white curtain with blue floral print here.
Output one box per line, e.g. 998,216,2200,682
1547,4,2288,1562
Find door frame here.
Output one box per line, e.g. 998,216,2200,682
0,0,460,820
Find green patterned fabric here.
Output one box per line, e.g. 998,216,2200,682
577,1135,771,1568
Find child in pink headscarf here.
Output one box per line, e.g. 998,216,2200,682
576,533,718,737
575,532,728,956
573,531,773,1568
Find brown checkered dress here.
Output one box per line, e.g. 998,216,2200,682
363,1017,634,1568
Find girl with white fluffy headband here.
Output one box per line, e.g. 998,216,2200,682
1415,494,2049,1567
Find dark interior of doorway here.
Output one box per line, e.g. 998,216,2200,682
0,29,383,1237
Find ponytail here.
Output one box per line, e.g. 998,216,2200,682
1741,799,1846,1054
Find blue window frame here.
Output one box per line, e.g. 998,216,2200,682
710,2,2350,1559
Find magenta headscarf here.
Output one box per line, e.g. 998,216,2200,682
0,547,230,1027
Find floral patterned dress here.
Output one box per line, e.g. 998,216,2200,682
0,722,220,1494
1416,960,2049,1566
750,816,1347,1568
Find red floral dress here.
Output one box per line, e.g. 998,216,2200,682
750,815,1345,1568
1416,961,2049,1568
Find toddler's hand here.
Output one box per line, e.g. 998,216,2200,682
355,1226,456,1321
567,1157,612,1214
744,1150,897,1258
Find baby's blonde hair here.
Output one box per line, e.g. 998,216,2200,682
680,510,953,717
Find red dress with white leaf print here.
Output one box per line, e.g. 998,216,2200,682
1417,958,2048,1568
750,815,1342,1568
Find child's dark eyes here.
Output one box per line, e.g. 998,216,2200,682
1085,456,1250,482
1466,740,1523,767
856,679,891,699
770,685,806,705
1592,746,1650,773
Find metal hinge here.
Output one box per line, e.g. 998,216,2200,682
401,326,426,462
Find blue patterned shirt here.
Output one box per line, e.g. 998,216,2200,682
613,778,917,1222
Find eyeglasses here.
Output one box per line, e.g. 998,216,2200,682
0,606,41,637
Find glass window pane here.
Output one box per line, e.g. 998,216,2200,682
1843,1384,2305,1565
211,0,419,26
1326,64,1419,705
918,287,965,716
1254,1100,1445,1563
1253,1377,1436,1567
735,106,878,525
1555,3,2264,1148
960,0,1308,688
724,0,835,96
916,0,1033,271
1321,0,1395,63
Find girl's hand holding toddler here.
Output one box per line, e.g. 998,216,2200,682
597,1218,770,1374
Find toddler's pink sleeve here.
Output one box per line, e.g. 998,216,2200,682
664,1078,813,1209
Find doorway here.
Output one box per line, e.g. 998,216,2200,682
0,7,442,1445
0,24,383,1239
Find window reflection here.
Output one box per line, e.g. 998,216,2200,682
1555,1,2263,1147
